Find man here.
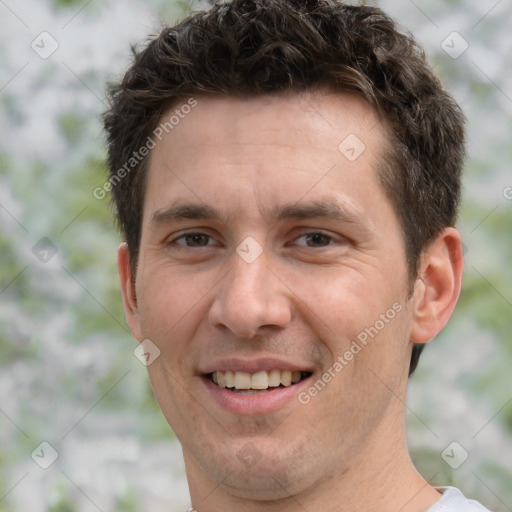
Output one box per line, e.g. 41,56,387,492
103,1,491,510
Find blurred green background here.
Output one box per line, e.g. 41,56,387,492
0,0,510,511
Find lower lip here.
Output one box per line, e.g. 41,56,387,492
201,375,312,415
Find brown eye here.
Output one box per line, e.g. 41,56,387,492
175,233,212,247
306,233,331,247
295,232,333,247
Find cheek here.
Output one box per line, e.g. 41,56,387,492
137,267,214,341
290,264,410,380
290,265,393,338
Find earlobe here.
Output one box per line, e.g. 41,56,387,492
118,242,143,341
409,227,464,345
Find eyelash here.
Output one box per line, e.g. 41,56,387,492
170,232,217,248
168,231,338,249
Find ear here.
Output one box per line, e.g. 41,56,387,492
118,242,143,342
409,227,464,344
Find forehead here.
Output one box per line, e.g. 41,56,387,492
144,90,390,223
167,89,385,152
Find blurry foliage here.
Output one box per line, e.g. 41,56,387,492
58,113,87,147
52,0,87,8
0,0,510,511
114,489,141,512
48,497,76,512
176,0,195,16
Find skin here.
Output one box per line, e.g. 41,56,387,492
118,89,464,512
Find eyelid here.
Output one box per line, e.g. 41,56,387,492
167,229,220,246
289,229,344,247
166,228,346,248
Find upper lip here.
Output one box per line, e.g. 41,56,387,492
199,357,314,375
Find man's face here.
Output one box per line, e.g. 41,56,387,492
124,91,418,498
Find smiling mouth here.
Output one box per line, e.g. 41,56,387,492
206,370,313,395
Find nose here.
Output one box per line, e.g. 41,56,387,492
208,247,292,339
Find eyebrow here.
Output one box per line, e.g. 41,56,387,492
151,203,222,225
150,199,372,231
271,201,366,225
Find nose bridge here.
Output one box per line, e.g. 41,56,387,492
209,248,291,338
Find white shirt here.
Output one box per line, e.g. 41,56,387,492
428,487,493,511
185,487,492,512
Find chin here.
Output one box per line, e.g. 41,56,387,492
192,437,322,501
213,465,310,501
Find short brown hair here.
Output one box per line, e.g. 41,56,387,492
103,0,466,374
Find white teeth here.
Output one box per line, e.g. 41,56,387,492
211,370,307,390
280,370,292,386
225,370,235,388
234,371,251,389
268,369,281,387
251,371,269,390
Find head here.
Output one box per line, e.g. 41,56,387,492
103,0,465,504
104,0,465,377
